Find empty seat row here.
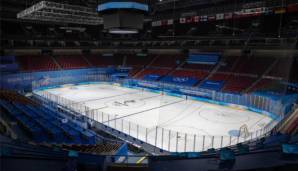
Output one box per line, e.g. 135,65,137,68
171,69,209,80
0,100,45,142
16,56,59,71
60,143,121,155
135,68,172,80
0,99,96,144
222,76,256,93
85,55,123,67
149,55,185,68
54,56,90,69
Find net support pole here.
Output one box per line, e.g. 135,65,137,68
121,119,124,132
176,132,179,152
168,130,171,151
229,136,232,145
96,110,98,121
202,135,205,151
129,122,131,136
250,132,253,141
154,126,158,152
137,124,139,139
184,133,187,152
237,134,240,143
193,134,196,152
161,128,164,149
146,128,148,143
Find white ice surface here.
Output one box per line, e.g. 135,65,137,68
35,83,273,152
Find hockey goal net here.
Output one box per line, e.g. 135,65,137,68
239,124,250,138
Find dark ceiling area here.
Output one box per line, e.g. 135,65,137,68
1,0,298,50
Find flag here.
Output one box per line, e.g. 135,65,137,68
216,13,224,20
186,17,193,23
208,15,216,21
200,15,208,22
152,20,161,27
161,20,168,26
180,17,186,24
167,19,174,25
274,7,286,14
224,12,233,19
193,16,200,23
287,3,298,13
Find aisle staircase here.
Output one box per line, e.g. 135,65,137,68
82,55,93,67
245,58,279,93
51,56,62,70
133,55,159,78
197,57,226,87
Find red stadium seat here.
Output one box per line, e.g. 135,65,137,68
233,56,274,75
171,69,209,80
222,75,256,93
135,68,172,79
182,63,214,71
85,54,123,67
208,73,231,81
16,55,59,71
55,56,90,69
149,55,185,68
126,55,154,67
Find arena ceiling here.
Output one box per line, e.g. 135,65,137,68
0,0,227,18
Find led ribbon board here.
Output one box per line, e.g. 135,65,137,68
97,1,148,34
97,2,149,12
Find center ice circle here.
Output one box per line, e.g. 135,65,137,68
198,108,249,124
105,99,145,109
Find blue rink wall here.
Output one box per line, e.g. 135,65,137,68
123,79,297,117
0,68,114,91
120,82,280,120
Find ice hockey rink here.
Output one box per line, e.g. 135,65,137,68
34,83,275,152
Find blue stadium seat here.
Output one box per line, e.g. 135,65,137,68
264,133,290,147
200,80,225,91
161,76,198,86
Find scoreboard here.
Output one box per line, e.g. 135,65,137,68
97,1,149,34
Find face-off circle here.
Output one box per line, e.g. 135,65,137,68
198,108,250,124
105,99,146,109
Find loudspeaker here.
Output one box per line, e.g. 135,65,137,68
242,49,252,56
182,49,189,54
